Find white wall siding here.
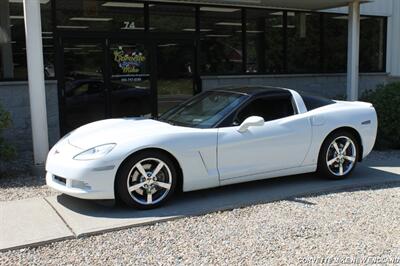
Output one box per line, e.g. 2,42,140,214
324,0,393,16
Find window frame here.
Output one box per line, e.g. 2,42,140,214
218,93,297,128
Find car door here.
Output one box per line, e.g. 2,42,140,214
217,95,312,181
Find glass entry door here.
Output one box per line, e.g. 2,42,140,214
61,39,106,132
59,38,196,133
156,41,195,115
109,41,152,118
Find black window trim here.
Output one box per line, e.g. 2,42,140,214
217,92,296,128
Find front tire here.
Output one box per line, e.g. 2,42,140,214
116,151,177,209
317,131,359,179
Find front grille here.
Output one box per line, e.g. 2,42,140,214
54,175,66,185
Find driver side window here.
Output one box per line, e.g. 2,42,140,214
233,96,295,125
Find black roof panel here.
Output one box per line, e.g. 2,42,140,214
212,86,290,97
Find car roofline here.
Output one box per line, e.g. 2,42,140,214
210,85,290,97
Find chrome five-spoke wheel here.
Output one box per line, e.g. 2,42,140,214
127,158,172,205
326,136,357,176
117,151,177,209
318,131,359,179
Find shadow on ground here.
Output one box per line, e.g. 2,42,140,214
53,163,400,224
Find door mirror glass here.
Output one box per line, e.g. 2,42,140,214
238,116,264,133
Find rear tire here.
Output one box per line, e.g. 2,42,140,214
116,151,177,209
317,130,359,180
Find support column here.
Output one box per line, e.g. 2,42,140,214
346,0,360,101
23,0,49,166
388,0,400,77
0,0,14,79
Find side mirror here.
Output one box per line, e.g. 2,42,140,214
238,116,264,133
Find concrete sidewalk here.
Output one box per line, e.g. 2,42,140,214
1,158,399,252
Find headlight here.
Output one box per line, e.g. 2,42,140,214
73,143,116,160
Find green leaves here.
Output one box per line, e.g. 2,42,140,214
0,102,16,161
362,82,400,149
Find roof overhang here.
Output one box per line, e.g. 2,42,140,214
148,0,370,11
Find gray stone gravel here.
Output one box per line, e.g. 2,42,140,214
0,174,58,202
1,184,399,265
0,150,399,202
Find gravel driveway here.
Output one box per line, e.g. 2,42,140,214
1,184,399,265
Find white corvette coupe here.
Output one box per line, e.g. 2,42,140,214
46,86,377,209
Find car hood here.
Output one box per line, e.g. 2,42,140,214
67,118,175,149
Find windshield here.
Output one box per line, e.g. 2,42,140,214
159,91,248,128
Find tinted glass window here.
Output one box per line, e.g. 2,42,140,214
360,16,386,72
246,9,284,73
287,12,321,73
323,14,347,73
149,4,195,32
55,0,145,32
301,94,335,111
200,7,243,74
0,0,53,80
234,96,294,125
160,91,247,128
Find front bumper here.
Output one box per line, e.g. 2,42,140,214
45,141,118,200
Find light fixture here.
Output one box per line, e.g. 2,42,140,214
102,2,144,8
10,15,24,20
272,25,295,28
206,34,231,38
158,43,178,47
182,28,213,32
331,15,367,20
64,47,84,51
238,30,263,33
9,0,50,4
215,22,242,27
271,11,295,17
200,7,239,13
70,17,113,22
57,25,89,29
75,44,98,48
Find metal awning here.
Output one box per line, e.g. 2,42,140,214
148,0,369,10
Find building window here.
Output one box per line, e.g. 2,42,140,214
360,16,386,72
199,6,243,74
246,9,284,73
287,12,321,73
0,0,54,81
323,13,348,73
41,1,55,79
55,0,145,32
149,4,195,32
0,1,27,80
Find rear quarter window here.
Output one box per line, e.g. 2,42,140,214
301,94,335,111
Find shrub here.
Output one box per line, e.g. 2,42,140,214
0,102,16,161
362,82,400,149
